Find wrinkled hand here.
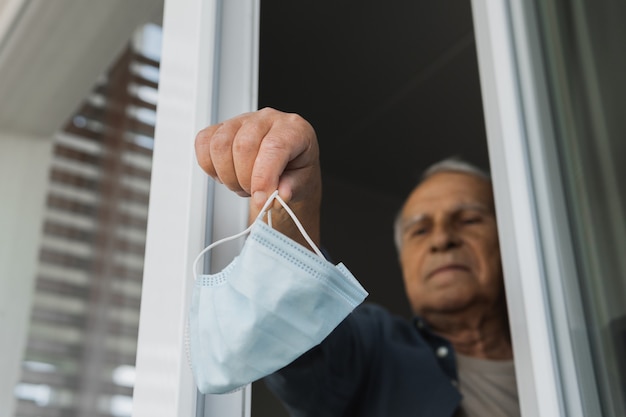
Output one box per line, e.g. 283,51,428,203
195,107,322,246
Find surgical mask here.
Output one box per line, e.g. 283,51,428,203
188,191,368,394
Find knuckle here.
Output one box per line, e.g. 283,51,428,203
251,171,271,191
285,112,304,124
261,135,290,156
194,126,213,150
209,127,232,153
233,130,260,156
258,106,277,116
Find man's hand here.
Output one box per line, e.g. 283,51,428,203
195,107,322,247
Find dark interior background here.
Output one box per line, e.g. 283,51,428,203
254,0,488,414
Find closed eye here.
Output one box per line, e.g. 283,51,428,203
460,216,482,225
411,227,427,236
403,223,430,240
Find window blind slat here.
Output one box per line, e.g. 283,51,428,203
35,276,142,309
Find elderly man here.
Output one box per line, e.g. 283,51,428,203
195,108,519,416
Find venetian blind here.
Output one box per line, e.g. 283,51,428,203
13,35,160,417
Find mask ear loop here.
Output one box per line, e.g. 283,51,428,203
257,193,325,259
193,190,324,277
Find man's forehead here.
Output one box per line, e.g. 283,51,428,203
402,201,490,222
402,172,494,216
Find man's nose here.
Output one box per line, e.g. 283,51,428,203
429,225,460,252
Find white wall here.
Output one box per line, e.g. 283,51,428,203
0,132,54,417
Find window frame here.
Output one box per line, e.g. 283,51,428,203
133,0,259,416
472,0,602,416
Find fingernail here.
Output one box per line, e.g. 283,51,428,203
253,191,267,207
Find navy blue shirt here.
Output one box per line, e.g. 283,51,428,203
264,303,462,416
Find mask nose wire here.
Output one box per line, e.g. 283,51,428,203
193,190,325,277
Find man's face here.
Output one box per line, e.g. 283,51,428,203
397,172,504,317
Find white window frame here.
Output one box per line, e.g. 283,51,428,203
472,1,602,416
133,0,259,416
472,1,563,415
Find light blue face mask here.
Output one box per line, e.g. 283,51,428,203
188,191,368,394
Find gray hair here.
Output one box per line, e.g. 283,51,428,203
393,157,491,251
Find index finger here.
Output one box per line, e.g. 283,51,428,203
250,113,316,208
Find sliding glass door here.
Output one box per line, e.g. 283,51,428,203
134,0,625,416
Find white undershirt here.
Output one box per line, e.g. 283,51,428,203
453,353,521,417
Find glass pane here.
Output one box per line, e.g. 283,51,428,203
535,0,626,415
255,0,486,415
12,24,162,417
